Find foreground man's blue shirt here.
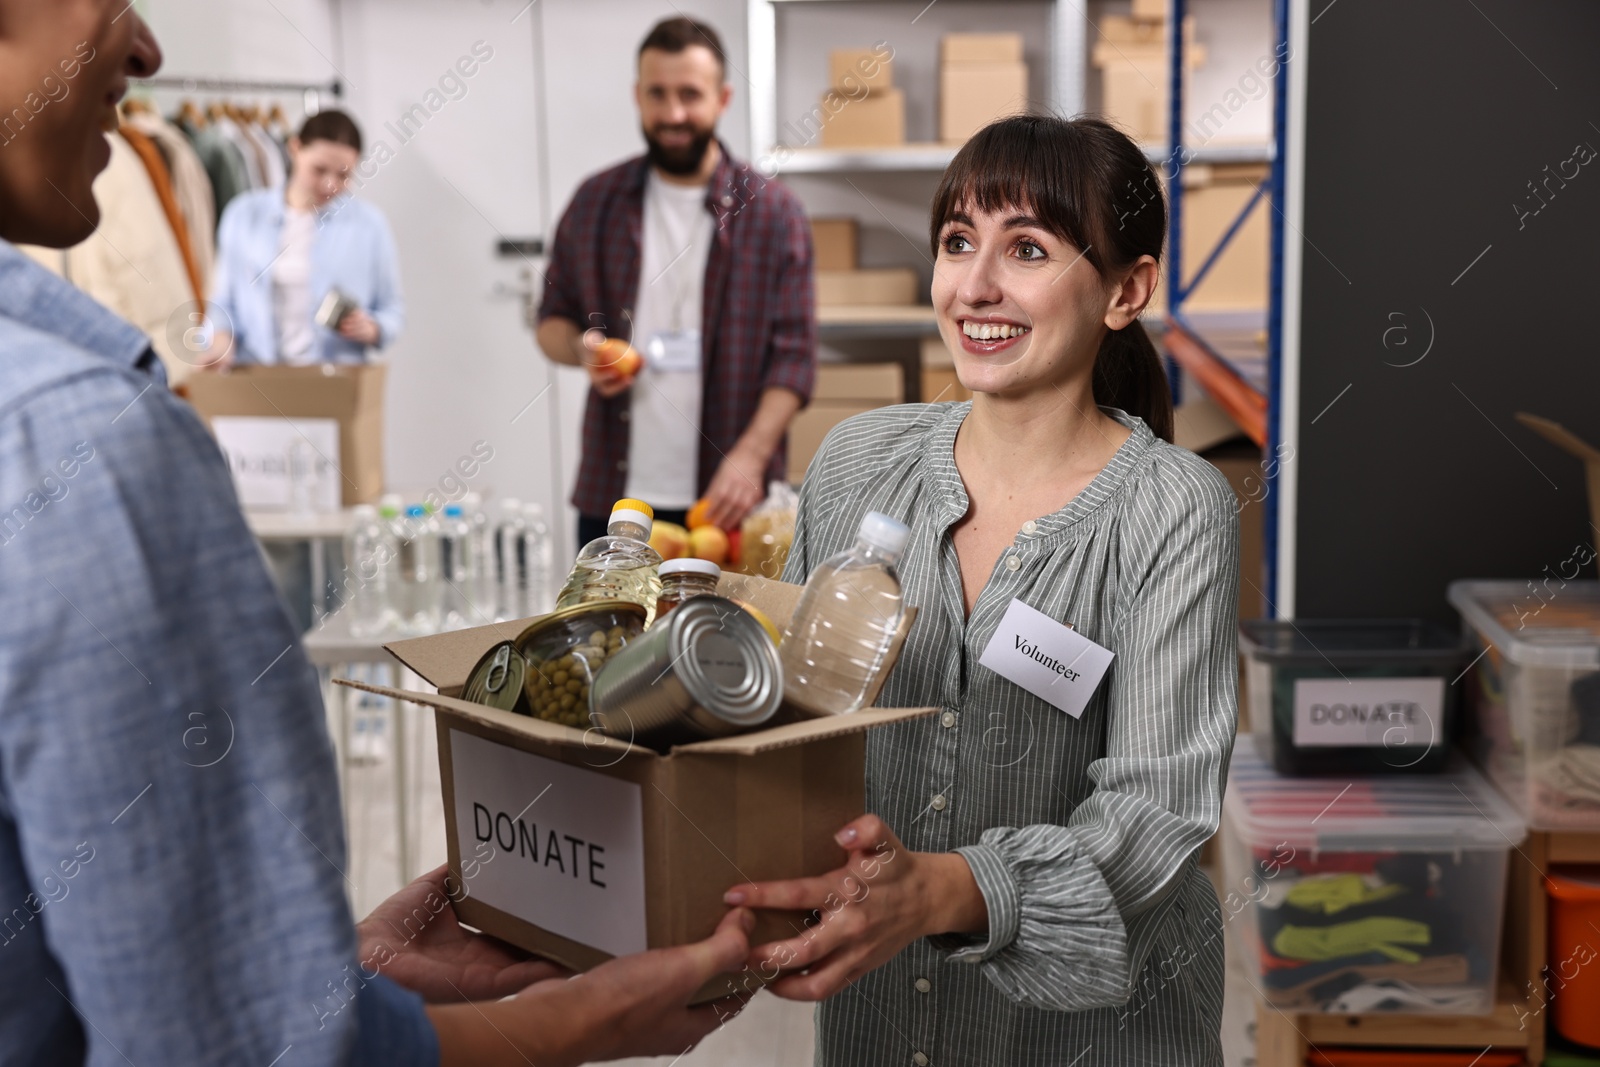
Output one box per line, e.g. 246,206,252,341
0,242,437,1066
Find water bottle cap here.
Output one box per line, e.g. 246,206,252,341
406,505,427,518
444,504,464,517
613,498,654,519
610,508,653,530
660,557,721,578
858,511,910,555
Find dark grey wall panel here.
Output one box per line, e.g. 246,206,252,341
1294,0,1600,623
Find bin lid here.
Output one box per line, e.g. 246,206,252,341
1238,619,1464,666
1447,579,1600,670
1225,736,1525,851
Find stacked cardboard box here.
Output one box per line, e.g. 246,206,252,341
787,363,903,484
939,33,1029,144
1091,14,1205,143
819,46,904,148
919,335,973,405
809,218,859,272
1144,162,1270,317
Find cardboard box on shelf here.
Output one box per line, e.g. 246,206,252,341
1131,0,1167,20
789,362,902,482
940,32,1023,65
809,217,859,271
1091,18,1203,144
814,267,919,307
1156,163,1269,315
940,62,1029,144
918,335,973,404
181,363,386,506
342,572,933,1001
818,86,905,148
829,48,894,94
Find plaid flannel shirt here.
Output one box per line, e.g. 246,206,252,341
538,142,816,517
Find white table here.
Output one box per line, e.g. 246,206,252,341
245,508,354,623
302,609,413,886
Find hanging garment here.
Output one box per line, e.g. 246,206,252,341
19,131,196,385
127,111,216,289
243,122,286,189
177,117,250,221
1273,916,1432,964
119,124,204,310
214,115,266,188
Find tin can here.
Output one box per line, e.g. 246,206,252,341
589,596,780,748
462,641,529,715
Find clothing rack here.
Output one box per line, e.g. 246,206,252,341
133,76,343,115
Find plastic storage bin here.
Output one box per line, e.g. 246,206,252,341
1449,580,1600,831
1545,866,1600,1049
1239,619,1466,776
1222,736,1525,1015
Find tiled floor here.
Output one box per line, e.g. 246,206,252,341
335,686,1259,1067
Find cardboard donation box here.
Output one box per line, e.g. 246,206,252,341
182,364,386,507
342,572,933,1000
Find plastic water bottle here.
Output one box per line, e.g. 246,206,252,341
555,498,663,624
779,511,909,715
344,504,398,638
461,491,495,615
521,502,554,616
494,497,527,622
395,504,442,635
438,504,481,630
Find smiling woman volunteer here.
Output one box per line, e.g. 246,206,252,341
726,115,1240,1065
206,109,403,368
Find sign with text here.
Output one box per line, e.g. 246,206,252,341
450,730,648,957
1292,677,1444,748
211,416,340,511
979,598,1115,719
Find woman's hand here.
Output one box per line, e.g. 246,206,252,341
338,309,382,346
722,815,988,1001
357,864,570,1003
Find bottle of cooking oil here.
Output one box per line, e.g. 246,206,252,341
555,498,664,624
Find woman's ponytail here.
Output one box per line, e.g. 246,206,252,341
1094,321,1173,443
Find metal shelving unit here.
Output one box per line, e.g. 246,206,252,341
1159,0,1288,602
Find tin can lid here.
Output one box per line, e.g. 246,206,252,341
463,641,527,713
666,597,780,727
661,557,722,578
513,600,648,654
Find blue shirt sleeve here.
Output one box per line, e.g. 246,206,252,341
0,360,437,1066
368,210,405,350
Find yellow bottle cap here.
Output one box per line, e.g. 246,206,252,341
613,498,654,518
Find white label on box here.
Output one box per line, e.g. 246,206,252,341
978,598,1115,719
1292,677,1445,748
212,416,341,511
449,730,648,957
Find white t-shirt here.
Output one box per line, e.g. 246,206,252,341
272,206,317,366
623,172,712,510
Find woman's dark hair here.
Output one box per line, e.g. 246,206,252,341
297,109,363,154
929,114,1173,442
638,16,726,81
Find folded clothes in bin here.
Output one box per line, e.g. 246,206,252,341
1223,736,1524,1014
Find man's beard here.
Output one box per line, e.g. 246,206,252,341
644,123,715,177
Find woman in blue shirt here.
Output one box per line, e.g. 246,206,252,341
206,109,404,368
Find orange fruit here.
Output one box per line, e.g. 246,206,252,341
592,337,641,379
733,600,782,646
688,525,729,565
686,497,715,530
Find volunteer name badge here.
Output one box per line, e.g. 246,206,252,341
979,598,1115,719
645,329,701,373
